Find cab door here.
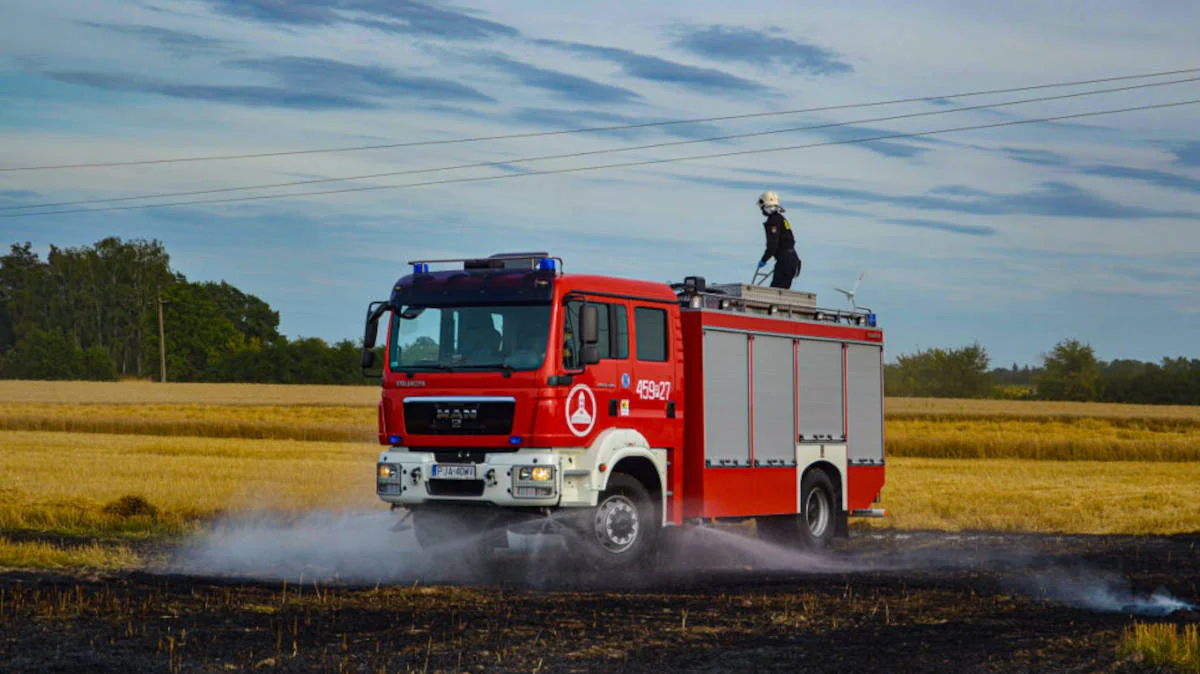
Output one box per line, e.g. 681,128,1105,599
558,299,625,442
628,303,679,448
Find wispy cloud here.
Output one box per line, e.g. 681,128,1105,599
671,25,852,75
43,55,494,110
0,189,39,205
1001,147,1071,167
509,107,723,140
197,0,518,40
1077,165,1200,194
884,218,996,236
234,56,495,103
806,124,933,159
76,21,228,56
675,174,1197,220
536,39,769,94
45,71,378,109
478,54,641,104
1172,141,1200,168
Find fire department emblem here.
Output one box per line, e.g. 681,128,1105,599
565,384,596,437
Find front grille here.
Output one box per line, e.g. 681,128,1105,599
427,479,486,497
404,400,514,435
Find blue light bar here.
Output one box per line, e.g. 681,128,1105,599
509,435,523,446
538,258,556,272
412,263,429,274
867,313,877,328
388,434,402,445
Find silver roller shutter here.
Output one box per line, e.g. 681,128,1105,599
796,339,844,441
702,330,750,466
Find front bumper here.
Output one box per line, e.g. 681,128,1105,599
376,449,594,508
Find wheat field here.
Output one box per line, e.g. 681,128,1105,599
4,382,1200,462
1,380,1198,569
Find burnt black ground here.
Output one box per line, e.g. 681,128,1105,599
0,530,1197,673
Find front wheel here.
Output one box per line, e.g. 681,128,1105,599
756,469,838,550
575,474,658,570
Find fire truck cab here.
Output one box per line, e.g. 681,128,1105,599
364,252,885,568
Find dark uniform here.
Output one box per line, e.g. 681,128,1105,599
760,211,801,289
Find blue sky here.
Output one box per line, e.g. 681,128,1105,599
1,0,1199,366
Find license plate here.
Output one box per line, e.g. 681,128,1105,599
431,464,476,479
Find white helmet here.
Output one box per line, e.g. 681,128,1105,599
757,190,780,212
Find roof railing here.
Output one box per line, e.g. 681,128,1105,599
678,288,877,327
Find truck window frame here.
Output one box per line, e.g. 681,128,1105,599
633,306,669,362
563,299,629,369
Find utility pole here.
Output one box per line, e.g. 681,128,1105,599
157,294,168,383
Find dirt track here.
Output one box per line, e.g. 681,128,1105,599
1,530,1197,673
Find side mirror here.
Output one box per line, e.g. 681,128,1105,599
580,304,600,345
579,303,601,365
582,344,600,365
363,304,382,349
362,301,387,378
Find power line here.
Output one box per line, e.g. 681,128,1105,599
2,66,1199,172
4,98,1196,219
6,75,1197,213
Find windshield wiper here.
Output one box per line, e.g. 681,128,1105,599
455,363,515,376
396,363,456,372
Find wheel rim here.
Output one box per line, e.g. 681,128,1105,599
805,487,831,538
593,494,640,554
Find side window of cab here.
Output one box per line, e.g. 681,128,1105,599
562,300,629,368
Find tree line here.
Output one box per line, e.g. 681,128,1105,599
885,339,1200,404
4,238,1199,403
0,238,368,384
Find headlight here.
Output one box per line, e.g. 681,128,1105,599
377,464,397,478
517,466,554,481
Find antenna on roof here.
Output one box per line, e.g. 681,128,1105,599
834,273,866,310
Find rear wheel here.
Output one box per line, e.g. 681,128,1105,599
756,469,838,550
575,474,659,570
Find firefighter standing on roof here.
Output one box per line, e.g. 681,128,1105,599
756,191,801,289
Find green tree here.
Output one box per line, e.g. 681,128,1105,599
0,327,116,380
886,343,992,398
1036,339,1100,401
198,281,280,345
144,281,241,381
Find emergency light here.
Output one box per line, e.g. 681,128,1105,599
867,313,877,327
538,258,557,272
388,434,402,445
412,263,429,274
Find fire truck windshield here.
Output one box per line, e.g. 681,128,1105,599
388,304,551,373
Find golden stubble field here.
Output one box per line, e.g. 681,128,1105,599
1,380,1198,569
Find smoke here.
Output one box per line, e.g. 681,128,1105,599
165,509,581,586
165,510,1197,617
1013,567,1198,617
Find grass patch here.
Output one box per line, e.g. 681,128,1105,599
0,430,381,541
0,380,379,406
0,536,140,570
0,403,374,442
889,397,1200,421
887,417,1200,462
1118,623,1199,673
871,458,1200,535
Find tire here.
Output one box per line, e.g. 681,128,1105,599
575,474,659,570
756,469,838,551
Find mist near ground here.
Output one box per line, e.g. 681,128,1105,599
164,509,1196,618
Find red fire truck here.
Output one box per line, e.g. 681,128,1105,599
363,252,885,568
